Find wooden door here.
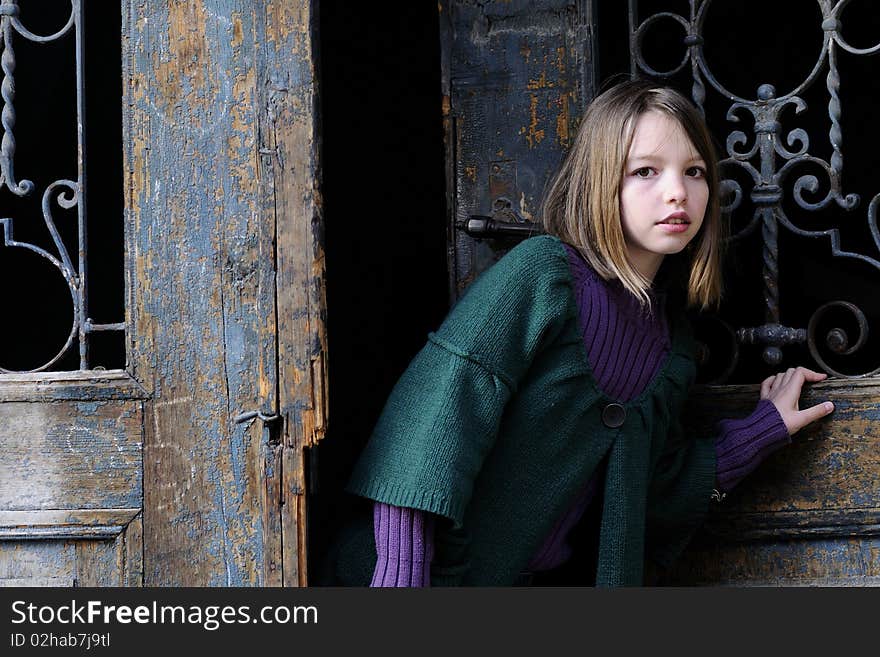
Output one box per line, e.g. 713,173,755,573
0,0,326,587
440,0,595,296
440,0,880,585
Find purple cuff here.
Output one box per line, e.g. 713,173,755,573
715,398,791,493
370,503,434,587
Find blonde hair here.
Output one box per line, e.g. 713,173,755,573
541,79,724,310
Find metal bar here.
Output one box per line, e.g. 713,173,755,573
75,0,88,369
456,215,543,239
84,321,125,333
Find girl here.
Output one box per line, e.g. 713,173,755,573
323,80,834,587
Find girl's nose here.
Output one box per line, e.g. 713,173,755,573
663,174,688,204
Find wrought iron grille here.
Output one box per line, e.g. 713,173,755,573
0,0,122,373
629,0,880,381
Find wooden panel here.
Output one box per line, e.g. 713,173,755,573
440,0,594,294
0,509,141,539
123,514,144,586
666,537,880,586
0,370,148,402
0,541,76,587
125,0,323,586
260,0,326,588
0,530,140,587
0,401,142,511
76,539,122,587
0,370,145,587
666,378,880,585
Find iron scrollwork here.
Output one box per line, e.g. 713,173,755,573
630,0,880,379
0,0,122,373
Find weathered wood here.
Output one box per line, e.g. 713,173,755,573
0,371,148,402
282,446,306,586
123,513,144,586
261,0,325,586
0,541,77,587
664,379,880,584
262,441,283,586
688,380,880,514
126,0,323,585
0,509,141,539
76,539,121,587
0,529,137,587
666,536,880,586
0,401,142,511
441,0,594,297
0,373,144,586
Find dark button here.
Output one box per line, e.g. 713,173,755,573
602,402,626,428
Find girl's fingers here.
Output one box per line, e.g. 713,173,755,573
801,368,828,382
769,373,782,392
771,367,828,394
793,401,835,433
763,367,829,406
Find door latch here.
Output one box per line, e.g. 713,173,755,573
234,410,283,445
455,196,542,239
234,410,282,425
456,215,543,239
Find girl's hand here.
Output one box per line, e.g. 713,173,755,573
760,367,834,435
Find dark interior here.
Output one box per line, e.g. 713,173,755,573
308,2,449,571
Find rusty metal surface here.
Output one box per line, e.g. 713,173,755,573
125,0,322,586
440,0,594,298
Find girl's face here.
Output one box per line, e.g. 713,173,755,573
619,110,709,282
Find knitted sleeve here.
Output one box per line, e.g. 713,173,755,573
370,503,434,587
346,235,574,525
644,399,791,571
715,398,790,492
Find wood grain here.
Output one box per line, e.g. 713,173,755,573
125,0,324,585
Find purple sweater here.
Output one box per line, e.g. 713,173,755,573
369,246,790,586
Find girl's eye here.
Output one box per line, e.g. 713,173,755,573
633,167,655,178
686,166,706,178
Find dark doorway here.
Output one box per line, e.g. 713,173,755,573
309,2,449,575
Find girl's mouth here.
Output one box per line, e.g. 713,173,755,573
657,212,691,232
657,222,690,233
659,211,690,225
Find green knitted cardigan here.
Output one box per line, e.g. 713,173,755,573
335,235,716,586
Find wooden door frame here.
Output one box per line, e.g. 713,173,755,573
124,0,326,586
